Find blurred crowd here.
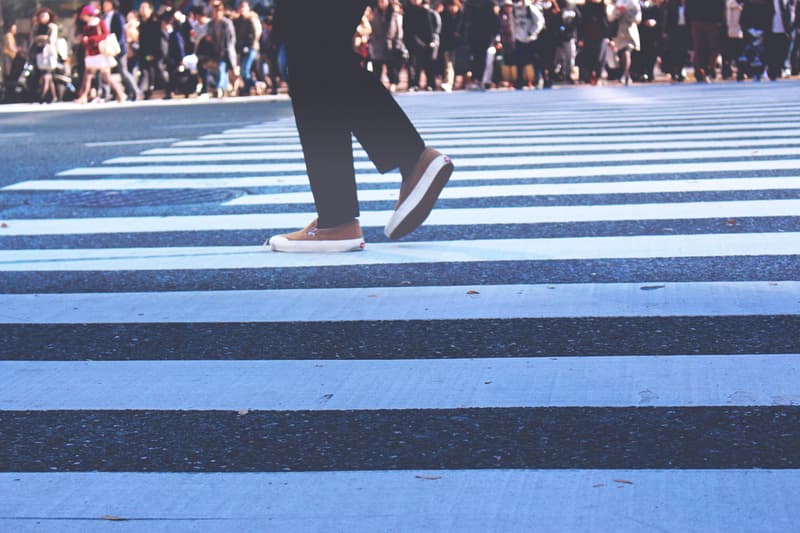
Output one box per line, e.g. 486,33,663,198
1,0,799,104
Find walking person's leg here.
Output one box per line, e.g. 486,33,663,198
243,48,257,93
514,40,526,89
707,23,721,79
690,21,702,80
117,54,138,100
75,67,96,103
766,33,789,80
216,60,228,96
100,67,125,102
268,0,453,252
139,59,152,98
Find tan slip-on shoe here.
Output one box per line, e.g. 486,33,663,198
384,148,454,240
268,218,365,253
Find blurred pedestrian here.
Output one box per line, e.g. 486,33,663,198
723,0,745,80
462,0,500,89
404,0,435,90
634,0,663,82
260,11,283,94
792,7,800,74
163,11,186,99
440,0,465,91
2,23,18,82
425,0,443,90
663,0,690,80
498,0,517,85
510,0,544,90
31,8,60,102
235,1,262,95
354,6,373,70
75,4,125,104
741,0,773,79
124,9,140,71
369,0,406,92
609,0,642,85
686,0,724,81
554,0,581,83
577,0,609,84
764,0,797,80
538,0,563,88
138,1,168,99
205,1,238,97
103,0,139,101
267,0,454,252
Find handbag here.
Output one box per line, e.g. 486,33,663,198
36,44,58,71
99,33,122,57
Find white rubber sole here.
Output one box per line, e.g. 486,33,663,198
269,236,365,253
384,154,453,239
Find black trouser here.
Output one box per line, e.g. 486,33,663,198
722,36,744,79
666,26,690,78
690,21,721,79
138,56,168,97
578,39,603,82
765,32,790,80
406,44,433,89
514,40,539,89
371,58,401,85
280,0,425,228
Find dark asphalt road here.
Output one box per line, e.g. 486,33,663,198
0,98,293,190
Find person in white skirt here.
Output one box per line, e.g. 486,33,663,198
75,4,125,104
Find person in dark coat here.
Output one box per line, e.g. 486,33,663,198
577,0,608,83
462,0,499,88
266,0,454,252
634,0,664,82
762,0,798,80
404,0,435,90
685,0,725,81
538,0,562,88
438,0,464,91
662,0,691,80
164,11,186,99
137,1,168,98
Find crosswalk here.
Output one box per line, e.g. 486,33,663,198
2,82,800,531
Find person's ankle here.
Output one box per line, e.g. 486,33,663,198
316,217,356,230
400,148,425,181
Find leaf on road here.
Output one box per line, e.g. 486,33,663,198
415,475,442,480
0,223,7,228
467,290,480,295
613,479,633,485
726,218,737,226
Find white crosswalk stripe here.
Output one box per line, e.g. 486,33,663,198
1,233,798,271
2,84,799,530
